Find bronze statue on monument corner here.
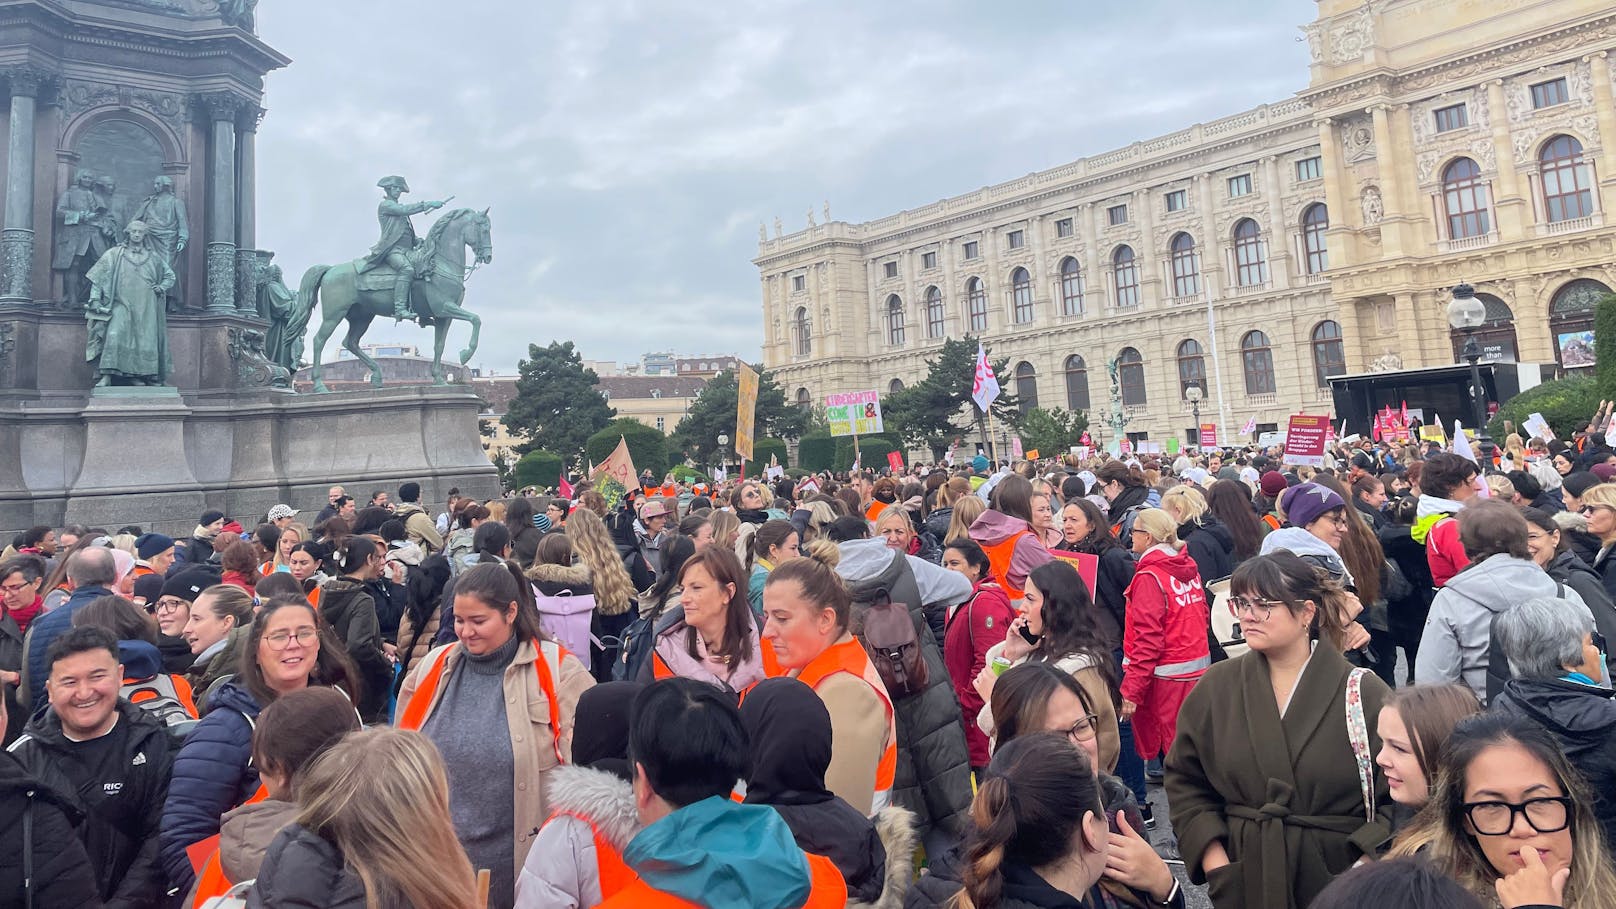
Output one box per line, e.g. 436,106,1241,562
85,219,176,387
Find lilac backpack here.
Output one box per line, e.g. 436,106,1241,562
532,583,597,673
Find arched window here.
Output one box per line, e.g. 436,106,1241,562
1064,355,1090,410
1059,257,1084,316
1170,233,1199,297
1233,219,1267,287
1443,158,1491,239
889,378,905,395
1112,246,1140,307
1541,135,1594,223
966,277,988,332
1117,348,1146,406
793,306,812,357
1175,339,1206,397
1015,361,1039,412
885,294,905,346
1550,279,1610,368
1241,330,1276,395
1011,267,1034,324
1302,204,1329,275
1310,321,1345,388
924,286,945,338
796,387,811,409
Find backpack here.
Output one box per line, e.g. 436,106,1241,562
612,593,671,683
534,585,597,674
122,674,199,741
859,588,929,699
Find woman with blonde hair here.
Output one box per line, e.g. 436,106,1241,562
250,727,479,909
562,508,638,679
262,522,306,576
1160,485,1235,595
946,495,986,546
707,509,743,552
1120,508,1209,770
798,500,838,544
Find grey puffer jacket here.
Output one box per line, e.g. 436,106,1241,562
835,540,973,843
247,823,366,909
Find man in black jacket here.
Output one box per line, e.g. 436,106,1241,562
7,626,173,908
0,687,101,909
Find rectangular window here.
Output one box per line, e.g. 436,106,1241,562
1055,218,1073,237
791,275,805,292
883,261,898,279
921,251,937,270
1227,175,1253,198
963,240,980,260
1532,78,1569,109
1164,190,1187,212
1434,103,1469,132
1007,229,1025,249
1295,157,1322,182
655,417,665,432
1107,205,1128,226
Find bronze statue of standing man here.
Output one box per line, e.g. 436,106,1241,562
53,170,101,307
85,220,176,387
364,175,444,320
130,176,188,311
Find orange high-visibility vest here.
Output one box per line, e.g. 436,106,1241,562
979,530,1031,600
188,785,272,907
794,637,896,793
545,810,634,901
398,640,570,764
598,851,846,909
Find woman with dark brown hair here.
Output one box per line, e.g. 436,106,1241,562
643,545,767,695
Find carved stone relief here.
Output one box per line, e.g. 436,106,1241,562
1342,116,1376,163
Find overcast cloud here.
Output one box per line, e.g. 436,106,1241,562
255,1,1309,374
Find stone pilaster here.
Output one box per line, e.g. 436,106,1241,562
1,67,50,303
198,91,241,313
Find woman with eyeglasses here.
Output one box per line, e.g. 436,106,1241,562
160,595,359,894
1411,711,1616,908
1260,482,1375,653
1165,550,1394,909
1519,506,1616,650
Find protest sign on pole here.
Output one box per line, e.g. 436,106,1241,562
1011,437,1024,460
592,436,640,510
734,363,758,464
824,390,884,436
1283,415,1330,466
1199,423,1218,447
886,450,904,472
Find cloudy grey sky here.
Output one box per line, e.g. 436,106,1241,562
256,1,1310,375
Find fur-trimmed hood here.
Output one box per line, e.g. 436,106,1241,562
543,764,639,853
526,561,594,596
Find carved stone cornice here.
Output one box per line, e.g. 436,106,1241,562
194,90,247,122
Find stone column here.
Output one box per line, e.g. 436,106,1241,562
201,92,240,314
1260,156,1290,285
1080,203,1101,310
1,68,47,303
234,105,262,315
1586,52,1616,188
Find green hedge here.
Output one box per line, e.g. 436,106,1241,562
834,433,901,471
743,438,789,476
511,450,562,491
1488,374,1600,441
1596,293,1616,400
585,418,669,479
797,434,837,472
670,465,710,484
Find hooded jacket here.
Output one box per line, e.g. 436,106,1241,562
1546,551,1616,651
1177,515,1234,590
160,679,263,892
0,749,101,909
392,501,444,555
967,510,1052,601
1492,676,1616,850
742,678,888,905
246,823,366,909
835,541,974,843
516,764,639,909
218,798,299,887
8,699,173,908
1121,546,1211,706
1412,494,1468,586
1259,526,1356,587
1416,555,1590,702
603,796,822,909
316,577,390,722
943,579,1015,768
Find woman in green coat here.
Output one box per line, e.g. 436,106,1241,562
1166,551,1394,909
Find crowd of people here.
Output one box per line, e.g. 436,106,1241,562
3,424,1616,908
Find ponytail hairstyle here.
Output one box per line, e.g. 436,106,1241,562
1093,459,1145,490
799,538,841,569
295,727,478,909
947,496,987,545
1228,550,1354,650
749,519,797,569
957,732,1103,909
453,560,545,644
456,503,490,530
942,539,991,584
764,556,851,633
335,535,379,578
195,584,255,628
470,520,511,563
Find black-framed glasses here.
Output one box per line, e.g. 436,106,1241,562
1066,714,1100,744
1463,796,1572,835
1228,595,1281,621
1594,631,1608,656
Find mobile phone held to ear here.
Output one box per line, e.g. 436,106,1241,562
1018,623,1041,646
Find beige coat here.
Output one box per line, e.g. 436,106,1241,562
976,641,1120,772
397,639,595,883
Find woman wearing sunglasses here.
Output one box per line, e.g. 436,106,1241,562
1412,711,1616,908
1579,482,1616,603
1165,550,1394,909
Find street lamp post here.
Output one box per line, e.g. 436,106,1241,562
1447,283,1495,463
717,433,730,477
1185,385,1204,450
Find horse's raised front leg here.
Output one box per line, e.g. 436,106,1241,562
438,301,482,365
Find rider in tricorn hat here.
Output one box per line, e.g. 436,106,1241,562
366,175,445,320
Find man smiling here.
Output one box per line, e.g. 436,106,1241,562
8,626,172,907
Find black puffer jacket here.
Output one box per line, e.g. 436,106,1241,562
0,750,100,909
1178,515,1235,589
318,577,391,722
1547,551,1616,650
1492,677,1616,851
1054,541,1135,649
9,700,172,908
246,823,366,909
839,548,972,843
1376,521,1435,650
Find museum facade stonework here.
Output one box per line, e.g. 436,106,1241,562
757,0,1616,447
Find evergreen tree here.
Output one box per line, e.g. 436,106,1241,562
670,366,808,465
502,341,615,465
885,335,1019,458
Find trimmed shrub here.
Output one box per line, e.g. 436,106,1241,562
511,450,563,492
835,433,901,471
670,465,710,484
1488,374,1600,441
585,418,670,480
797,434,837,472
1596,293,1616,400
743,438,789,476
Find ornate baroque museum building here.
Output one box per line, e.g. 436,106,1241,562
756,0,1616,446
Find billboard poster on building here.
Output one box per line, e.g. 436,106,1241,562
825,390,884,436
1558,331,1596,368
734,363,759,462
1283,414,1330,467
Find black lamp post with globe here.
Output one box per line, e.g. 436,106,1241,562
1447,283,1495,464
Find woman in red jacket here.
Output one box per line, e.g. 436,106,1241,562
1121,508,1210,767
940,539,1015,774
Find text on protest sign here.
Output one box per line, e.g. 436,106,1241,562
825,390,884,437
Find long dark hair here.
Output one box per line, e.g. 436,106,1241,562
471,521,511,563
1026,560,1114,697
453,561,546,645
990,475,1035,524
958,733,1102,909
989,661,1096,747
1312,474,1383,603
1059,498,1119,554
241,596,360,707
1205,478,1263,562
678,546,754,665
504,497,535,539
